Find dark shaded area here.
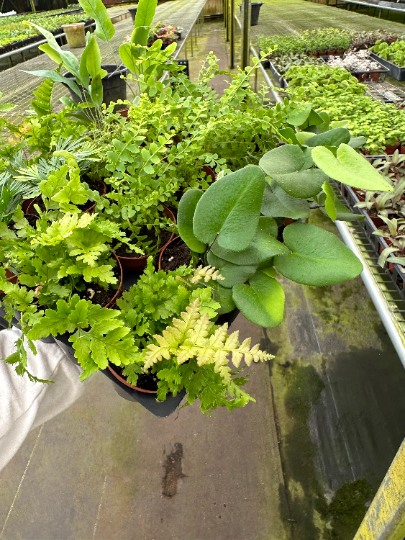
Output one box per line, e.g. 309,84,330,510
162,443,186,498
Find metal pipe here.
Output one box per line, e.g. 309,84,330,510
241,0,251,69
224,0,227,27
226,0,230,41
336,220,405,368
230,0,235,68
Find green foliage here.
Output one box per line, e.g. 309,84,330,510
144,298,273,414
285,65,366,100
31,77,54,117
132,0,157,46
274,223,363,286
27,295,139,380
193,166,265,251
372,39,405,67
78,0,114,42
257,27,352,57
177,119,382,326
0,10,87,49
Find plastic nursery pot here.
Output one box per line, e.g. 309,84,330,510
117,107,129,119
62,22,86,48
21,197,35,214
114,206,176,271
128,6,137,23
384,142,400,154
400,144,405,154
158,236,191,272
0,268,18,295
107,364,158,394
238,2,263,25
63,65,129,105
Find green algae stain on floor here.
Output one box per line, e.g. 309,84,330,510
325,479,375,540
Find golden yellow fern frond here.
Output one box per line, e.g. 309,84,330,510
190,265,225,284
144,298,274,375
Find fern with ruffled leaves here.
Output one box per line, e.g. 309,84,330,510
142,298,273,414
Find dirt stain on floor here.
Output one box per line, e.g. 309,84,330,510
162,443,186,498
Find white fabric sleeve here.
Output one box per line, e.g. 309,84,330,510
0,327,86,472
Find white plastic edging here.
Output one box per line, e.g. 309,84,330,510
336,220,405,368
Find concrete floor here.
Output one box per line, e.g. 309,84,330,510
1,15,405,540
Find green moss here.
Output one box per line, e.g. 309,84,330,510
326,479,375,539
275,360,328,539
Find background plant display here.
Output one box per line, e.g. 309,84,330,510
284,65,405,154
0,7,86,50
372,39,405,66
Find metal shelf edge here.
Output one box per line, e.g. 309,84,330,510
336,220,405,368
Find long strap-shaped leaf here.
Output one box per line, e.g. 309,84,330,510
78,0,115,42
132,0,157,45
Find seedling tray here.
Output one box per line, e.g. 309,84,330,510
321,55,389,83
268,59,287,89
338,183,405,301
370,52,405,81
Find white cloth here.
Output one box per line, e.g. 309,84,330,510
0,328,85,472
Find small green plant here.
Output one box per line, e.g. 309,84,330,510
357,151,405,216
374,216,405,268
372,40,405,67
116,258,272,414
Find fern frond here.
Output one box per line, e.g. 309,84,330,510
190,265,225,284
31,77,54,117
144,298,274,375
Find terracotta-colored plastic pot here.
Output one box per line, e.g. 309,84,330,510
62,22,86,48
369,215,385,228
117,107,130,119
384,142,400,154
400,144,405,154
158,235,191,272
107,364,157,393
26,180,106,215
0,268,18,294
115,206,176,270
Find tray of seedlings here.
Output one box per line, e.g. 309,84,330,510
338,152,405,301
324,50,389,82
370,40,405,81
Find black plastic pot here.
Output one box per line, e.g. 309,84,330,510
54,330,185,417
128,6,137,23
63,64,128,105
269,59,287,88
239,2,263,25
370,52,405,81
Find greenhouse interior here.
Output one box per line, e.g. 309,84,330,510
2,0,405,538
